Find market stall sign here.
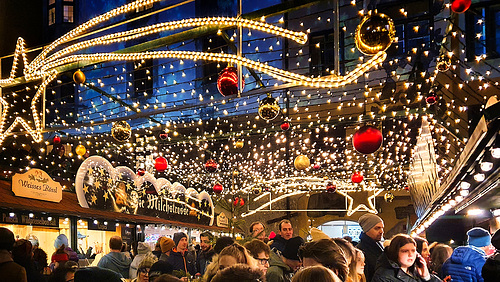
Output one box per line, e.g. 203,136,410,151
217,212,228,228
12,169,62,203
75,156,215,226
87,219,117,232
1,212,59,227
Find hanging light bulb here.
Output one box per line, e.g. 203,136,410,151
480,162,493,172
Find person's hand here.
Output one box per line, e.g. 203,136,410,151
180,277,188,282
415,254,430,279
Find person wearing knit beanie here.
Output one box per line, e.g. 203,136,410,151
356,213,384,282
165,232,196,276
443,227,492,281
173,232,188,251
467,227,491,248
160,237,175,255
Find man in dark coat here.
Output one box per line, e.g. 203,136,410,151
196,231,215,275
0,227,27,282
356,213,384,282
270,219,294,254
166,232,196,277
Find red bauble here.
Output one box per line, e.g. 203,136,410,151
451,0,471,14
205,159,218,173
154,157,168,172
281,122,290,131
404,186,410,191
426,94,437,105
213,183,223,193
233,197,239,206
239,198,245,206
53,136,61,144
137,168,146,176
351,172,364,183
313,163,321,170
159,132,168,140
217,67,244,96
326,182,337,193
353,125,383,154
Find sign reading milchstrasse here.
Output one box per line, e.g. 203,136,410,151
12,169,62,203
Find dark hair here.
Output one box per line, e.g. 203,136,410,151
109,236,123,250
386,234,417,269
49,261,78,282
249,222,265,233
412,236,428,255
278,219,291,231
292,265,340,282
429,244,452,275
331,238,356,282
244,239,271,257
214,236,235,254
12,239,33,266
298,239,348,281
211,264,265,282
200,232,214,241
33,248,49,268
0,227,15,251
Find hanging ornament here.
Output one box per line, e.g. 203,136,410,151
217,67,244,96
253,186,262,195
233,197,239,206
384,192,395,203
213,183,223,193
451,0,471,14
159,130,168,140
355,12,395,55
239,198,245,207
258,94,280,120
294,155,310,170
205,159,218,173
111,121,131,142
53,136,61,144
326,182,337,193
75,145,86,156
235,140,244,149
436,55,451,72
232,170,239,176
137,168,146,176
351,172,364,183
426,90,437,105
154,157,168,172
73,70,86,84
404,186,410,191
313,163,321,170
353,125,383,154
280,122,290,131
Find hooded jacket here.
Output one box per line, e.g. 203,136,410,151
356,232,384,282
97,251,132,278
442,246,486,282
482,252,500,282
129,242,152,279
372,251,441,282
270,235,287,254
166,248,196,277
266,251,293,282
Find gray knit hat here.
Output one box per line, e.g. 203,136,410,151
358,213,383,233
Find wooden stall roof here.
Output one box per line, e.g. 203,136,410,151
0,180,226,231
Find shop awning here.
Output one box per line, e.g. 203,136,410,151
0,180,226,231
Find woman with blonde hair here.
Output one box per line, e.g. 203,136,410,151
354,248,366,282
204,243,257,282
292,265,342,282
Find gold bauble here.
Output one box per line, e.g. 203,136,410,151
73,70,86,84
294,155,310,170
258,96,280,120
75,145,86,156
111,121,132,142
384,192,395,203
235,140,244,149
436,55,451,72
355,12,395,55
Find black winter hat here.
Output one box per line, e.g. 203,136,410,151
149,260,174,278
491,229,500,250
173,232,187,247
282,236,305,261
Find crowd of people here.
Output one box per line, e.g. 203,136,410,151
1,213,499,282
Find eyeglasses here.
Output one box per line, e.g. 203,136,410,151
254,257,269,265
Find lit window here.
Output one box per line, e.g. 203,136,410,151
63,5,74,23
49,7,56,25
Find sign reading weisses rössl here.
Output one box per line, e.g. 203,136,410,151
12,169,62,203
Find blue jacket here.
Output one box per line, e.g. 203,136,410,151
442,246,486,282
97,252,132,278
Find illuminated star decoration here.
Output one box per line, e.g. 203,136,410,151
337,188,383,216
